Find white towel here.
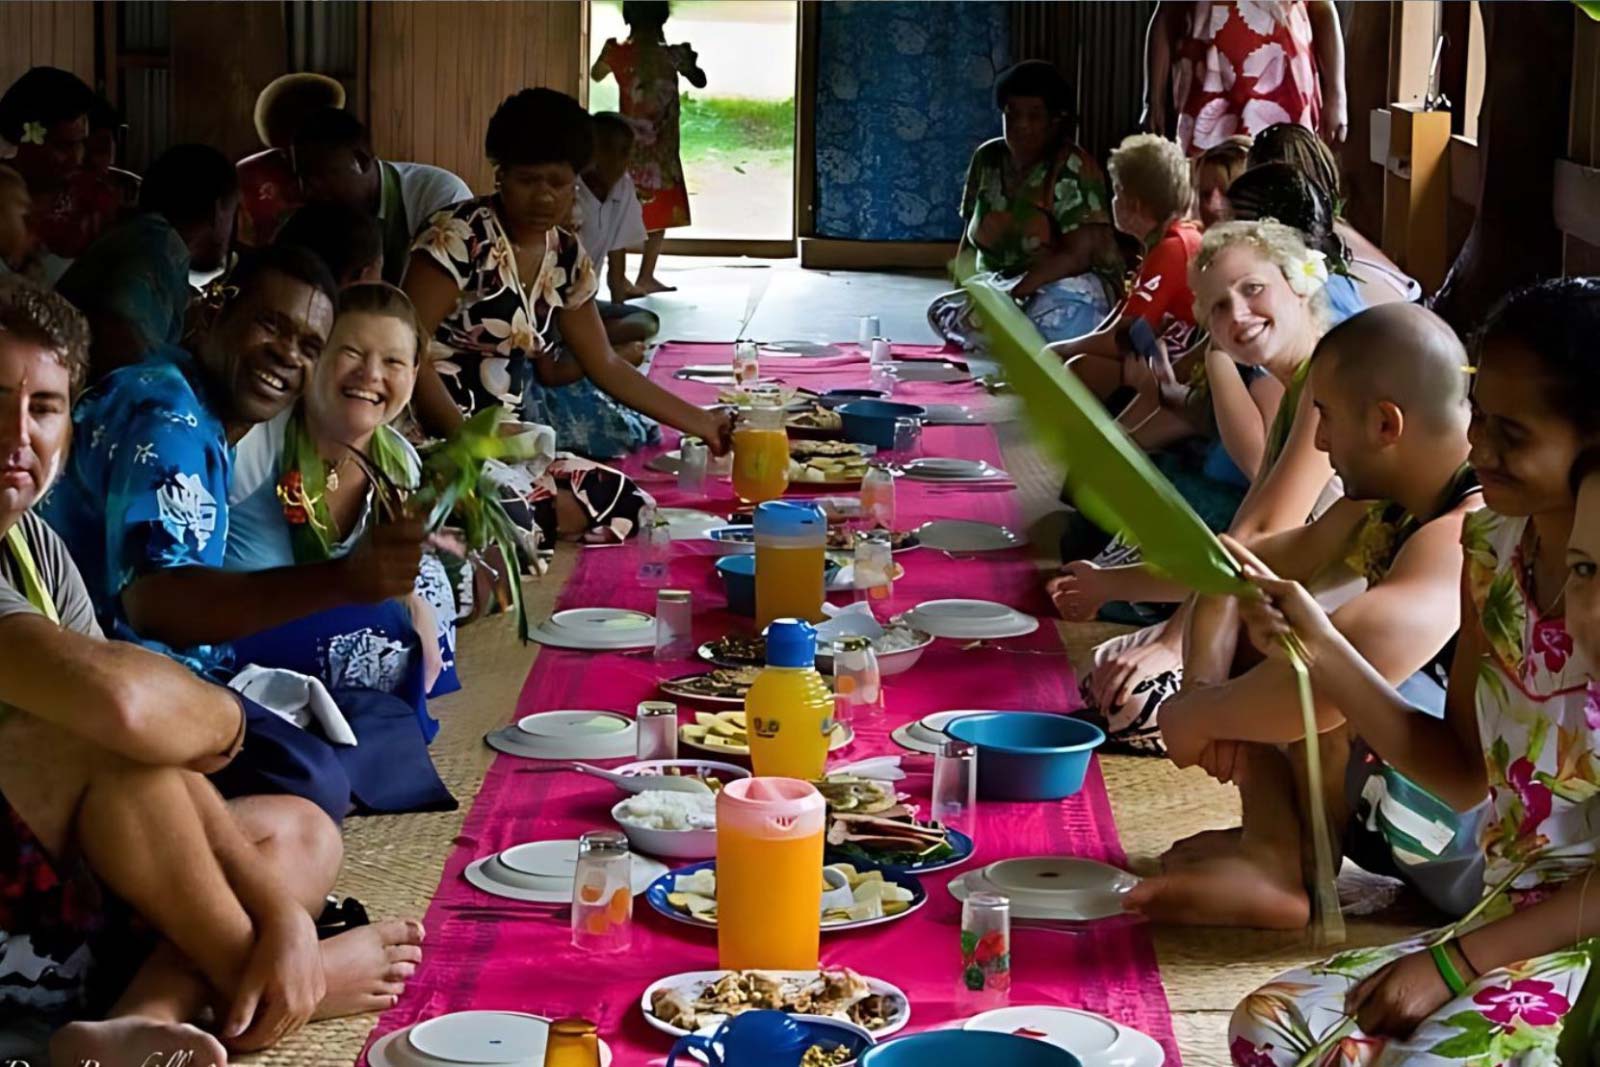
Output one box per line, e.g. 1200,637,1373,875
229,664,359,746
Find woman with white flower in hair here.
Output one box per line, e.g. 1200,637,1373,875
1074,220,1345,755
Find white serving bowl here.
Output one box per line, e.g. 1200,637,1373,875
611,797,718,860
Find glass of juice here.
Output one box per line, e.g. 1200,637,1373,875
732,402,790,504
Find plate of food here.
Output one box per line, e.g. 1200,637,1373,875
813,777,973,874
825,528,921,553
641,968,910,1041
696,634,769,669
661,668,763,708
699,624,933,678
646,861,925,932
786,404,845,439
677,709,853,757
788,442,871,489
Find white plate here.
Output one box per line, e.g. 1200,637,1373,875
485,710,637,761
890,709,984,754
948,861,1139,922
914,520,1024,553
526,624,655,652
899,459,1007,483
887,360,970,383
963,1006,1164,1067
646,450,683,476
609,759,751,792
904,599,1039,640
662,508,726,541
548,608,655,641
464,842,668,903
920,404,982,426
640,969,911,1040
368,1013,615,1067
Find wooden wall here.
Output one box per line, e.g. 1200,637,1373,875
0,2,95,100
367,1,586,194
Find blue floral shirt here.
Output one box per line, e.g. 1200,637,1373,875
40,345,234,677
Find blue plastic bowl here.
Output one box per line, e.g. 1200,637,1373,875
860,1031,1081,1067
817,387,887,409
945,712,1106,801
715,554,840,618
837,400,928,449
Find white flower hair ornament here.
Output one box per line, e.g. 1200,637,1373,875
20,121,46,146
1284,249,1329,297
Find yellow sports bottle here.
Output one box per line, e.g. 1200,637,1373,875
745,619,833,779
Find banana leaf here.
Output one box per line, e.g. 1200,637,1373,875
961,272,1345,944
1579,0,1600,20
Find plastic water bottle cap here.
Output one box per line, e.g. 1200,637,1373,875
764,618,818,667
753,501,826,538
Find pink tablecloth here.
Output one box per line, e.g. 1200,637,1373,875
361,342,1181,1065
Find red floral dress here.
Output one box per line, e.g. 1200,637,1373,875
596,37,695,231
1173,1,1322,156
1228,509,1598,1066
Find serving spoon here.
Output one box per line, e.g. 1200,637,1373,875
570,763,712,795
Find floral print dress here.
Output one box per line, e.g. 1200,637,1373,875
929,137,1123,347
413,197,653,548
1173,0,1323,156
596,38,695,231
1229,509,1600,1067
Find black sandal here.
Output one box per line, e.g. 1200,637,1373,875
314,895,371,939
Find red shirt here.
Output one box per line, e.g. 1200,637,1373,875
1127,218,1203,351
236,148,301,247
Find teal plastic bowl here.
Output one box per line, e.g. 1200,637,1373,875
715,554,839,617
945,712,1106,801
860,1031,1081,1067
837,400,928,449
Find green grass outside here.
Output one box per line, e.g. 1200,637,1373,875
589,81,794,168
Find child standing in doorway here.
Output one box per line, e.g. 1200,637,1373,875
592,0,706,295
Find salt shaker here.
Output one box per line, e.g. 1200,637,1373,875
653,589,694,660
860,464,896,532
733,340,760,386
958,892,1011,1012
636,700,680,760
678,437,709,496
831,635,883,724
853,529,894,604
571,830,633,953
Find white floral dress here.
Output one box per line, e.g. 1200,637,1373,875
1230,509,1600,1066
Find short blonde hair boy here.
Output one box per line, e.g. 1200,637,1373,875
1108,133,1194,222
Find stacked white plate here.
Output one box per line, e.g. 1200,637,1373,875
486,710,638,760
914,519,1025,552
760,340,847,358
963,1006,1164,1067
948,857,1140,922
528,608,656,651
890,709,984,754
919,403,983,426
899,458,1009,483
903,599,1039,640
887,360,970,383
368,1011,616,1067
463,838,668,904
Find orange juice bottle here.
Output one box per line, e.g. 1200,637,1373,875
745,619,834,779
753,501,826,627
731,403,790,503
716,777,826,970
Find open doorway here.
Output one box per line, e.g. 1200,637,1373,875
587,0,798,248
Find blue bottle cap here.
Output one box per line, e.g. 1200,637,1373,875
753,500,826,537
764,619,817,667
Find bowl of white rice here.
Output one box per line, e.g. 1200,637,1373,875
611,790,718,860
814,624,934,678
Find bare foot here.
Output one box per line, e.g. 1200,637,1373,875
52,1016,230,1067
634,275,677,295
615,340,647,366
1124,851,1310,929
1160,826,1244,870
616,282,651,301
314,918,425,1019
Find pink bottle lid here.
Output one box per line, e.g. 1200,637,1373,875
717,777,825,839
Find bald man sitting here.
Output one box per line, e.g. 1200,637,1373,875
1129,303,1487,930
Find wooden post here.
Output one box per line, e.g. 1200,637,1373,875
1382,103,1452,292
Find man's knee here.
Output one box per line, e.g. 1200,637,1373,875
229,794,343,887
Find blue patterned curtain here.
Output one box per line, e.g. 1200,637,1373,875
814,1,1010,242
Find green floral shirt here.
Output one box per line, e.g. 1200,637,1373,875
960,137,1119,286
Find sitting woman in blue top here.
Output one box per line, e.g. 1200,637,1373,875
227,282,461,714
41,247,448,820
